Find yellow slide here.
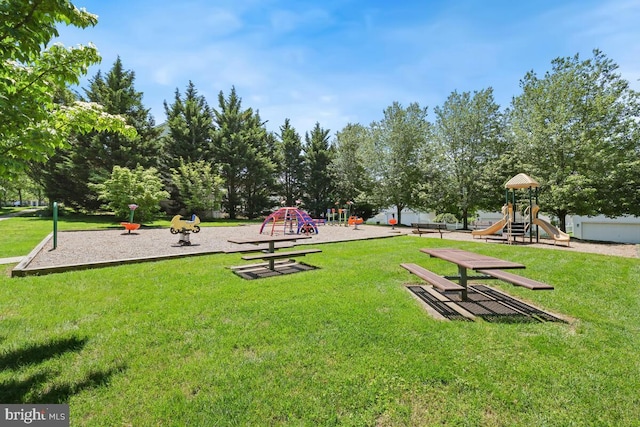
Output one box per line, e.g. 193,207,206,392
471,218,508,237
533,218,570,246
472,204,510,238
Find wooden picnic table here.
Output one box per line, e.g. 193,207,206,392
227,234,314,271
418,248,526,300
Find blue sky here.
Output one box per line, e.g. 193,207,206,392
57,0,640,135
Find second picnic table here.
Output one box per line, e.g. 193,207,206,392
403,248,552,300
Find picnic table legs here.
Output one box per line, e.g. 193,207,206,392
267,242,276,270
458,266,469,300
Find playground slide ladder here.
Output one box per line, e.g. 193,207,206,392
504,204,531,243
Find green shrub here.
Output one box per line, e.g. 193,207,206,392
171,160,224,219
92,166,169,222
434,212,459,223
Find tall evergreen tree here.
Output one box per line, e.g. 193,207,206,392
212,87,275,219
35,57,159,210
302,122,334,217
242,124,277,219
162,81,215,170
161,81,216,213
80,57,160,171
276,119,305,206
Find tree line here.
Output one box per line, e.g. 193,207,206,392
2,1,639,231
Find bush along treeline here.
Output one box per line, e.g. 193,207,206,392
2,2,639,228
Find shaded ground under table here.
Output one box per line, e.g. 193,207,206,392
407,284,566,323
229,259,318,280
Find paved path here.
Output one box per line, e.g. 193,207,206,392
0,208,38,219
0,256,25,265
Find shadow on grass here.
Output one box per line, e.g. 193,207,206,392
0,337,87,371
0,336,127,403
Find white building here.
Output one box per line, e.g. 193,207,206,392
572,215,640,244
366,208,436,226
367,207,640,244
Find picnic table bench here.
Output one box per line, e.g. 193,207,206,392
400,263,465,293
477,269,554,290
411,223,449,238
241,248,322,262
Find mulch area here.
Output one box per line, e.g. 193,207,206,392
12,224,409,276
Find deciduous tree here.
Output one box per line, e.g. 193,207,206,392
432,88,505,228
170,159,224,218
330,123,374,216
365,102,431,225
91,165,169,222
0,0,134,178
509,50,640,230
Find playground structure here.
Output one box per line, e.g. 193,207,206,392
471,204,511,239
326,204,351,226
531,205,570,246
324,203,366,230
121,203,140,234
388,217,398,229
471,173,570,246
347,216,364,229
260,207,319,236
170,214,201,246
121,222,141,234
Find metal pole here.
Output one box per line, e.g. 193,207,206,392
535,187,540,243
53,201,58,250
529,187,533,243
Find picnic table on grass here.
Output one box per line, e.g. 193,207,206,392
402,248,553,301
227,234,321,275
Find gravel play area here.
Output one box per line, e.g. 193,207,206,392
13,223,409,276
12,223,638,277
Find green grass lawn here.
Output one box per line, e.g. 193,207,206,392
1,215,639,425
0,211,259,258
